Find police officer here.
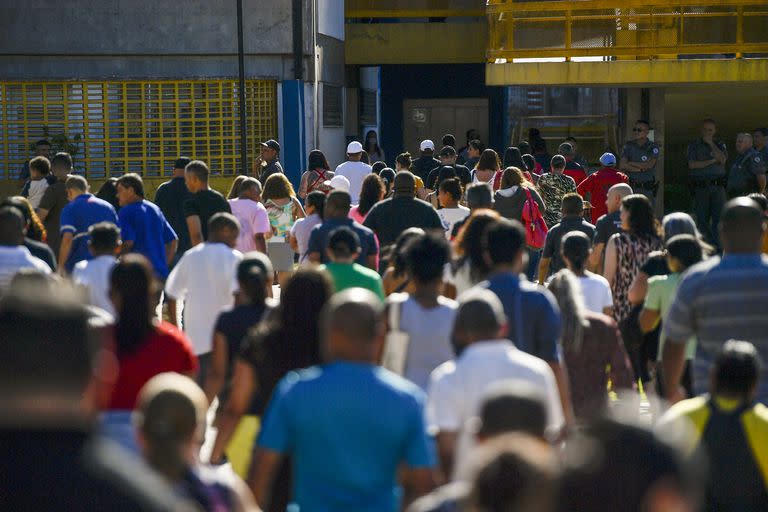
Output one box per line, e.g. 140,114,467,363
753,127,768,161
727,133,767,198
619,119,660,204
254,139,283,182
687,119,728,246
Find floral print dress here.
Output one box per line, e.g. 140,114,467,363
612,232,664,322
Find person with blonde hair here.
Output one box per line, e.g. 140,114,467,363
261,173,305,286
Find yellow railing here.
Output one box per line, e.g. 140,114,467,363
346,0,485,18
0,80,278,180
487,0,768,60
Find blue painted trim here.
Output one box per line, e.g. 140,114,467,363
280,79,306,191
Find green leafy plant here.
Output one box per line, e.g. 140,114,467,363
29,126,84,172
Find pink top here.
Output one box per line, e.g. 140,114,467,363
349,205,366,224
228,198,271,253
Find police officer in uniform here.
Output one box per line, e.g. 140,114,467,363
727,133,767,198
753,127,768,161
619,119,660,204
687,119,728,247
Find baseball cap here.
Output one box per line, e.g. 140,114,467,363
324,174,350,192
438,146,457,158
420,140,435,152
259,139,280,152
599,152,617,166
347,141,363,154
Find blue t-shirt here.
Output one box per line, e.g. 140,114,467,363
481,273,562,362
258,362,435,512
118,199,177,279
307,217,378,266
60,193,118,272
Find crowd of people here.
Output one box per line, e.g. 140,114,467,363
3,124,768,512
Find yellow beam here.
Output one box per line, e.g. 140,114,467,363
346,22,487,65
485,59,768,86
486,0,766,13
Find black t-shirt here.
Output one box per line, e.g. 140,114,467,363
412,156,441,182
426,164,472,190
542,217,596,277
215,303,269,382
1,429,182,511
593,210,622,246
24,238,56,271
363,196,444,248
154,177,193,254
183,189,231,241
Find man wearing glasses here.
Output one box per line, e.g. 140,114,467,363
620,120,660,204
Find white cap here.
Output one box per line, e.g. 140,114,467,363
347,141,363,154
420,139,435,152
324,174,350,192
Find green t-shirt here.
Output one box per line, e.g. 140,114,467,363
319,262,385,302
645,273,697,360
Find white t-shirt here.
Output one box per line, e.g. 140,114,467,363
0,245,51,294
72,255,118,317
335,161,372,203
438,206,470,238
290,213,322,264
27,179,50,209
578,272,613,314
228,198,271,253
165,243,242,354
428,339,564,482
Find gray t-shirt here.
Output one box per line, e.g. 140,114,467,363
621,140,660,182
390,294,457,392
687,138,727,179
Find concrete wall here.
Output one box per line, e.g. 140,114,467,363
0,0,311,79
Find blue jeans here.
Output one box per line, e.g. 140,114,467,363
526,247,541,282
100,411,139,454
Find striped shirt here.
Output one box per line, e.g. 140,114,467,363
664,254,768,401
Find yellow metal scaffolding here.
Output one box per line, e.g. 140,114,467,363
0,80,278,180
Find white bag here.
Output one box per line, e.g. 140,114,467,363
382,296,410,375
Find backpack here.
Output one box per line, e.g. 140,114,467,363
521,188,548,249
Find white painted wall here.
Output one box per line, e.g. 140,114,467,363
318,0,344,41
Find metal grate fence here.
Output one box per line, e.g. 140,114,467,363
0,80,277,180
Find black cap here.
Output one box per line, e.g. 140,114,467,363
438,146,457,158
260,139,280,152
174,157,191,170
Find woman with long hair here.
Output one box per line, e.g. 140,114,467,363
227,175,249,199
603,194,663,382
449,209,501,295
379,168,396,198
350,174,385,224
547,269,633,420
4,195,47,242
208,269,332,511
502,146,535,183
298,149,333,199
382,227,425,296
102,255,197,452
262,173,305,287
364,130,385,163
95,177,121,211
472,149,502,191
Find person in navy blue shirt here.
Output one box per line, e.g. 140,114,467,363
58,175,118,273
249,288,435,511
115,173,178,280
479,218,574,425
307,190,378,270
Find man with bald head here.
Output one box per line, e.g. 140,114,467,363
0,206,51,294
663,197,768,404
590,182,633,273
249,288,435,511
364,171,443,249
427,289,564,482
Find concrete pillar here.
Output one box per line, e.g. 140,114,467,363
279,80,307,190
649,88,665,216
